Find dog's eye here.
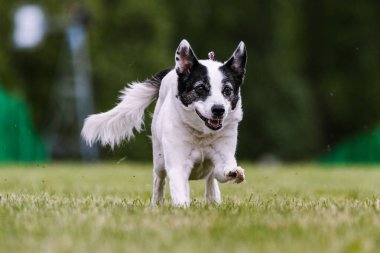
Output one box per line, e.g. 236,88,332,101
195,85,207,95
223,87,233,97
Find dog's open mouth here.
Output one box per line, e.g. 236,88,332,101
195,110,223,130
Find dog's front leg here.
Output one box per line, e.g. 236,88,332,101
211,136,245,184
205,176,221,204
166,168,190,207
164,141,193,207
213,156,245,184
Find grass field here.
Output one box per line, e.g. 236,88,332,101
1,163,380,253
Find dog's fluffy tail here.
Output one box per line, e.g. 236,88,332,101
81,68,171,148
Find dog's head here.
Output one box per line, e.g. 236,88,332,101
175,39,247,132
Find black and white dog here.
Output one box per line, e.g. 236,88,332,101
82,40,247,207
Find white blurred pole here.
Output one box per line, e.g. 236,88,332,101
66,8,99,160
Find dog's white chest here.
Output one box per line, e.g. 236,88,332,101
187,148,214,180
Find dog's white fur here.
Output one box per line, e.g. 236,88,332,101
82,40,246,207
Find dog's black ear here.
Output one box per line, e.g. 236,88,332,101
175,39,198,75
223,42,247,77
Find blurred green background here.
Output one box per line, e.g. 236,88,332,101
0,0,379,163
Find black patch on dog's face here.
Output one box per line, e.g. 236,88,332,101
219,66,243,110
219,42,247,110
177,62,210,107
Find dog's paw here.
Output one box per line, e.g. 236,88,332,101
225,166,245,184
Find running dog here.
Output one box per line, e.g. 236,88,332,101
81,39,247,207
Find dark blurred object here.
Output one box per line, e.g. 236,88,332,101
71,4,90,28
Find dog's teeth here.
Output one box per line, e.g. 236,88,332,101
207,119,222,128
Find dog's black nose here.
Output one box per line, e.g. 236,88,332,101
211,104,225,117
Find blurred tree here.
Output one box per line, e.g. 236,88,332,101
0,0,379,161
246,0,322,160
304,0,380,154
